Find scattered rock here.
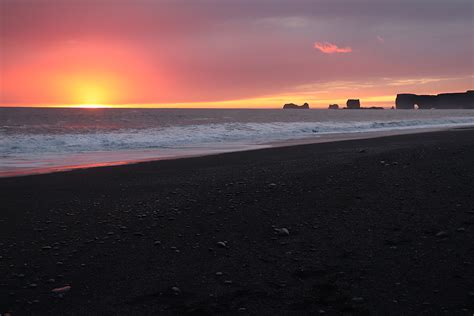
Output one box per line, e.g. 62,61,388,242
352,297,364,303
171,286,181,295
275,228,290,236
217,241,228,248
41,246,52,250
435,231,449,238
51,285,71,296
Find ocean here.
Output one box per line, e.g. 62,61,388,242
1,107,474,177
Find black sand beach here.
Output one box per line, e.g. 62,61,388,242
1,129,473,315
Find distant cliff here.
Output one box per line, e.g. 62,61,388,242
283,103,310,109
396,91,474,109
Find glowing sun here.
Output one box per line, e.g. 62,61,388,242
64,78,116,108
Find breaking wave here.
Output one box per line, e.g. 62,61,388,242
2,117,474,156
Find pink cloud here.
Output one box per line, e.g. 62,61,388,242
377,35,385,43
314,42,352,54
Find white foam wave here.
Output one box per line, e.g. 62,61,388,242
2,117,474,156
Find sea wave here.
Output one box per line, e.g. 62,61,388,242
1,117,474,156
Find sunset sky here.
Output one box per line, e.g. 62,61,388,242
1,0,473,108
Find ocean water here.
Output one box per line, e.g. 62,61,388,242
1,108,474,176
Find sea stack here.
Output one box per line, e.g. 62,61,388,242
346,99,361,109
283,103,310,109
328,104,339,110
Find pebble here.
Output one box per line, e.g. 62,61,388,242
217,241,227,248
154,241,162,245
352,297,364,303
42,246,52,250
275,228,290,236
215,272,223,276
171,286,181,295
456,227,466,232
435,231,449,238
51,285,71,295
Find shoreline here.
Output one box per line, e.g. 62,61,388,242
1,128,473,314
2,125,472,178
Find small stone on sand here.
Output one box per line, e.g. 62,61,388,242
171,286,181,295
435,231,449,238
51,285,71,295
275,228,290,236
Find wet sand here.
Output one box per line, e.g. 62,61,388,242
0,129,473,314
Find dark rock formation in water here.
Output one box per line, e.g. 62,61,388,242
346,99,361,109
364,106,384,110
328,104,339,110
396,91,474,109
342,99,384,110
283,103,310,109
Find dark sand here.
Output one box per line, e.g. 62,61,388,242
1,129,473,315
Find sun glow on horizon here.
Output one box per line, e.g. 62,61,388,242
73,104,111,109
65,78,112,106
43,103,113,109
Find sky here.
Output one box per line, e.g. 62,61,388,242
0,0,473,108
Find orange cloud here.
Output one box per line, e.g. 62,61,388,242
314,42,352,54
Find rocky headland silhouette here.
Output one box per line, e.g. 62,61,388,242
282,91,473,110
396,90,474,109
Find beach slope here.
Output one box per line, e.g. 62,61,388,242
0,129,473,314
